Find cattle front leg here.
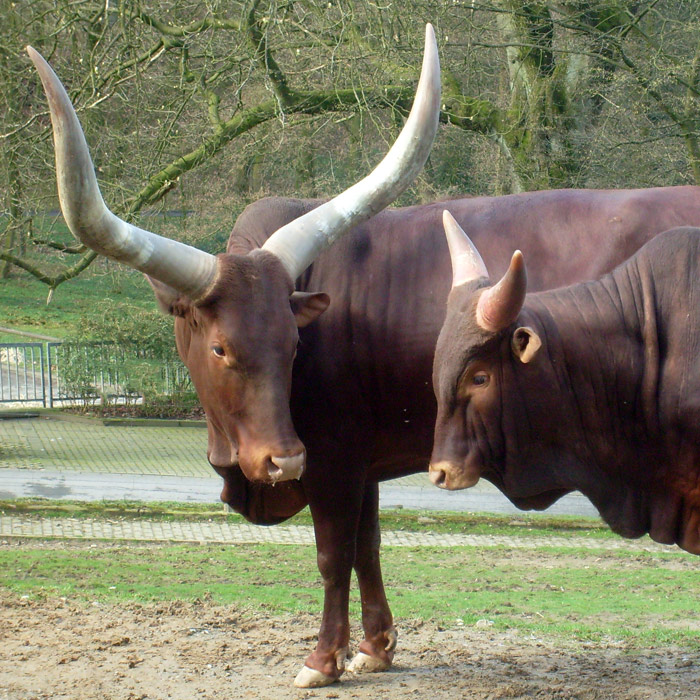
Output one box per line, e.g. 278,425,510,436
347,481,396,674
294,480,364,688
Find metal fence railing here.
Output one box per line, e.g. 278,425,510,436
0,341,190,408
0,343,47,405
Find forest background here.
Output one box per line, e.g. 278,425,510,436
0,0,698,339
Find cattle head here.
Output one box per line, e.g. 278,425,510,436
429,211,542,490
148,252,329,482
28,25,441,484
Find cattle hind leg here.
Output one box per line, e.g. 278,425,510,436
347,480,397,674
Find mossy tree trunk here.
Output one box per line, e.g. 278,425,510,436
440,0,699,192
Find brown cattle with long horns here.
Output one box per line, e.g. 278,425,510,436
430,212,700,555
29,27,700,685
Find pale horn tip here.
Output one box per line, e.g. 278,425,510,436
442,209,489,288
422,23,438,75
442,209,458,228
26,45,49,73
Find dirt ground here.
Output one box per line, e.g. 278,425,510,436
1,586,698,700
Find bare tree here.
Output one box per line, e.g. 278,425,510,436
0,0,431,292
435,0,700,192
2,0,698,292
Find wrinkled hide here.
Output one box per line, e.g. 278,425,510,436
431,226,700,555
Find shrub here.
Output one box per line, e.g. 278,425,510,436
58,302,199,417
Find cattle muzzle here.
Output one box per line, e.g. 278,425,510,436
428,460,480,490
209,427,306,484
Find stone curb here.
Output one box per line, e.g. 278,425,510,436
0,409,207,428
0,515,683,553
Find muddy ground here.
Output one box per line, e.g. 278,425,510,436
1,586,698,700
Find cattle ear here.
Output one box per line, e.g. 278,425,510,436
146,276,191,317
512,326,542,364
290,291,331,328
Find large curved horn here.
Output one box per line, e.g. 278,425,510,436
476,250,527,332
443,210,489,288
262,23,441,281
27,47,218,304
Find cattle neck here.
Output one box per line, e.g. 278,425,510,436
514,259,665,521
522,229,700,554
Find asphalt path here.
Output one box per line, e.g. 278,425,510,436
0,413,600,517
0,467,600,518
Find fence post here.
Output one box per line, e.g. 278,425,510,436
40,343,47,408
47,342,55,408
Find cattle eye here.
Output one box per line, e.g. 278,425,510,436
472,372,489,387
211,344,225,358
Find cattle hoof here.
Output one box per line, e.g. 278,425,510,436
347,652,391,674
294,665,337,688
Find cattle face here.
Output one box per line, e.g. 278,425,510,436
429,275,554,492
28,25,440,486
429,211,534,490
150,250,329,482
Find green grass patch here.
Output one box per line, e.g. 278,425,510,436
1,541,697,649
0,266,154,341
0,210,235,343
0,498,612,539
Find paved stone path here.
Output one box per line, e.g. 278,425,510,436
0,514,683,553
0,413,208,476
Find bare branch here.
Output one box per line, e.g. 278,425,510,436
0,249,97,287
127,83,418,212
28,233,88,255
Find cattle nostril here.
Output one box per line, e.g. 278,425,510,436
269,452,305,481
429,466,447,488
267,463,285,482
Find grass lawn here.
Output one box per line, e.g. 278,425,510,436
1,537,697,649
0,266,154,341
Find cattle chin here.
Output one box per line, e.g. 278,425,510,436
428,460,480,490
